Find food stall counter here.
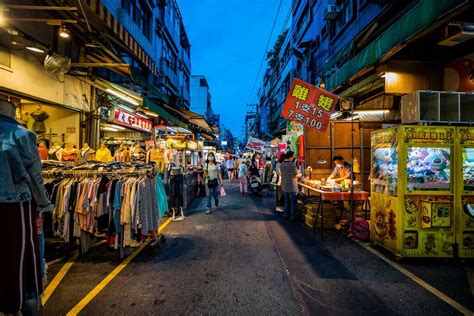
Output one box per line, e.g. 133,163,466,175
298,182,370,240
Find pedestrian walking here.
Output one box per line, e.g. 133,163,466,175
0,98,53,315
274,152,285,212
279,151,301,221
203,152,224,214
225,155,235,181
233,155,240,180
238,158,249,195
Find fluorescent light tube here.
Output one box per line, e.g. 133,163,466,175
106,88,139,106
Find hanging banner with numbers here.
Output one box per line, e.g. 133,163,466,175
280,78,339,132
246,137,266,152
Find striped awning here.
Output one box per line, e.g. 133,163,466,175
85,0,157,75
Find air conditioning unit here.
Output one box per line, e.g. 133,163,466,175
438,23,474,46
324,4,340,20
401,90,474,124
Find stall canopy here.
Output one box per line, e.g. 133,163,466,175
210,125,220,136
326,0,464,90
180,109,213,134
159,104,214,134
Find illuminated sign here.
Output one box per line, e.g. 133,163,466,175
187,140,198,150
114,108,152,132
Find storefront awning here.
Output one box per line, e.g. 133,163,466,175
320,40,355,75
180,109,213,134
201,133,216,141
143,97,188,129
159,104,214,134
326,0,464,90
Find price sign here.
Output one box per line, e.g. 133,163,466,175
246,137,266,152
280,78,339,132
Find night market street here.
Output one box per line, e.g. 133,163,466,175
1,1,474,315
41,183,474,315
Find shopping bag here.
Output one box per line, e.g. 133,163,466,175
350,217,370,241
220,185,226,196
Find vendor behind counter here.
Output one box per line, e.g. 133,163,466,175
328,155,352,183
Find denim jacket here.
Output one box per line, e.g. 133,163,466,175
0,114,52,212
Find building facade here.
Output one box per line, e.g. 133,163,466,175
253,0,474,140
0,0,195,149
103,0,192,109
190,75,213,120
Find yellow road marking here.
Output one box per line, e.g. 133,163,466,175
42,252,79,305
359,242,473,316
66,217,172,316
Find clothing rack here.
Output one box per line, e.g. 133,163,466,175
41,166,163,258
43,167,157,178
61,169,156,178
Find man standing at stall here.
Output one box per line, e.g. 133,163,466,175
279,151,301,221
328,155,352,183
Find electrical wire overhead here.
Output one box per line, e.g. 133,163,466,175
245,0,286,106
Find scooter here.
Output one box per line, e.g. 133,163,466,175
248,175,263,195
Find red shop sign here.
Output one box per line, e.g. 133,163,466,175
114,108,153,132
280,78,339,132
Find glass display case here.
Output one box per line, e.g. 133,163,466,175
371,128,399,196
406,147,451,191
462,148,474,191
372,145,398,195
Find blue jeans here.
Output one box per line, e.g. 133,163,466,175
39,231,45,275
207,185,219,208
284,192,297,218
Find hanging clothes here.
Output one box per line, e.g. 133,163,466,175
77,148,95,165
48,145,64,161
30,109,49,134
43,168,162,252
62,149,78,163
155,175,168,218
96,148,113,162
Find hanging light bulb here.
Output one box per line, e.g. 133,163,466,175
59,25,71,39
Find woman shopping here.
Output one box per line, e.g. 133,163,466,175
203,152,224,214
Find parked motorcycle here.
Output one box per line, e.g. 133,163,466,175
248,175,263,195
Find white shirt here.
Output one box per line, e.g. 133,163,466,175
225,159,235,169
205,163,219,180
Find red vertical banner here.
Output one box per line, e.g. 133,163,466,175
280,78,339,132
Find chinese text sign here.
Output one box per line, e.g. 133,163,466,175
280,78,339,132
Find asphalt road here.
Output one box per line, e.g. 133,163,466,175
43,182,473,315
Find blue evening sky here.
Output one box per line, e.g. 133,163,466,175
177,0,292,139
